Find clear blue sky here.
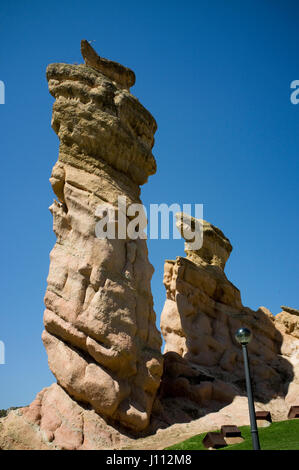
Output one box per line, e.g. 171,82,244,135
0,0,298,409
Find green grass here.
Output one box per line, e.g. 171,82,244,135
166,420,299,450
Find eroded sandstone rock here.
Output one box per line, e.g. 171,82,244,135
41,43,163,433
0,384,135,450
80,40,136,90
0,43,163,447
280,306,299,317
175,213,232,269
158,213,299,423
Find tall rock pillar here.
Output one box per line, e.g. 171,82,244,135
42,41,163,432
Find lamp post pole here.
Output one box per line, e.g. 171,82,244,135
235,327,261,451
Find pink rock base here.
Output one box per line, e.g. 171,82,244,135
0,383,135,450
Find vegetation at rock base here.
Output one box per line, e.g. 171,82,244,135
0,407,20,418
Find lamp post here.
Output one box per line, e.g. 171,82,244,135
235,327,261,450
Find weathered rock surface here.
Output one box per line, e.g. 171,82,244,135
158,214,299,424
2,208,299,449
0,384,266,451
81,39,136,90
280,306,299,317
0,384,136,450
175,213,232,269
0,42,163,449
42,42,163,433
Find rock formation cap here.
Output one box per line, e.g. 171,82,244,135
46,43,157,185
81,39,136,90
176,212,232,270
281,306,299,316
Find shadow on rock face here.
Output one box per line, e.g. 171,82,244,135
149,351,239,430
155,218,295,432
150,307,294,432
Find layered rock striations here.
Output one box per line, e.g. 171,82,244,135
0,42,163,449
158,214,299,424
42,41,163,433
